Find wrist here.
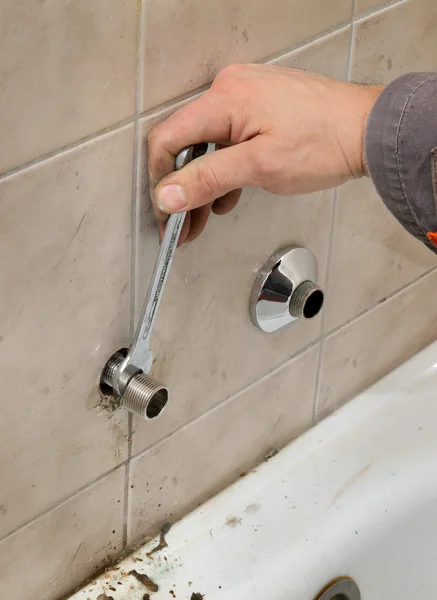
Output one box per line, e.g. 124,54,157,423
360,85,385,176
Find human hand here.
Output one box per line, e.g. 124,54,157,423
148,63,383,243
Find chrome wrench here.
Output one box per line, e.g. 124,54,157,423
101,142,216,417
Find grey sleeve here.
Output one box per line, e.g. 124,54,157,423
364,72,437,254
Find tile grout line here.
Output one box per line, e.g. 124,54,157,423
129,262,437,459
354,0,408,22
122,417,133,549
130,337,322,463
312,188,340,423
0,1,408,184
312,264,437,419
0,116,136,182
0,459,128,546
2,0,432,547
264,22,352,66
314,10,359,420
122,0,145,550
348,0,357,79
130,264,437,464
3,265,436,547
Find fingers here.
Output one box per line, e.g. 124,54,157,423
153,140,258,217
158,204,213,245
184,204,213,243
148,93,233,192
212,189,242,215
158,212,191,246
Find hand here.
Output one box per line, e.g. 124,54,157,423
148,63,383,243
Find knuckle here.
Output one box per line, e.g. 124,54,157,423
214,63,245,86
250,148,279,183
147,123,161,147
194,160,221,198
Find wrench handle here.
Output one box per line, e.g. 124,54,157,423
133,211,186,352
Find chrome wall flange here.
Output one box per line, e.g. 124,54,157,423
249,246,323,333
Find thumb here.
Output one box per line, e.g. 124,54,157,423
153,141,258,218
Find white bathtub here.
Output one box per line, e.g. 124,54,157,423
71,342,437,600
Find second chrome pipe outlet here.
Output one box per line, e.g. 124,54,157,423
250,246,324,333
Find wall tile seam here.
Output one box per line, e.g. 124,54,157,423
323,262,437,338
129,339,322,465
312,189,340,423
0,0,411,183
3,262,435,547
263,23,352,67
310,3,356,422
314,263,437,417
353,0,408,21
128,262,437,466
0,116,138,182
0,461,128,547
0,0,423,560
123,0,144,552
347,1,357,80
0,17,343,183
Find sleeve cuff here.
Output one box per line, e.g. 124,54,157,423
365,72,437,253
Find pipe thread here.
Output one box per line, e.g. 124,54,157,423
289,280,324,320
122,373,168,419
100,351,125,388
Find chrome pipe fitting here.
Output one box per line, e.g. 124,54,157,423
289,280,324,320
250,246,324,333
100,351,168,420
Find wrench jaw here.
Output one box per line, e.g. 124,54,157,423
113,348,154,397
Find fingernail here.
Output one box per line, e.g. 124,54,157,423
157,184,187,213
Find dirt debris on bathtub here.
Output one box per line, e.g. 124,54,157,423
147,522,172,558
225,516,242,528
128,569,159,592
191,593,205,600
264,448,279,461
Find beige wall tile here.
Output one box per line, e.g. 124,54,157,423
0,126,133,538
129,346,318,544
351,0,437,84
325,178,436,331
141,0,353,110
0,1,137,173
317,269,437,419
272,26,350,79
0,468,125,600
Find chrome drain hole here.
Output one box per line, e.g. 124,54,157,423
314,578,360,600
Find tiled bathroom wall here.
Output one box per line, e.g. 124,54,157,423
1,1,437,598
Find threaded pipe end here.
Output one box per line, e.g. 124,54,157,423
100,350,126,393
289,280,324,320
122,373,168,419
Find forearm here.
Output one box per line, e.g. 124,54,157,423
365,73,437,254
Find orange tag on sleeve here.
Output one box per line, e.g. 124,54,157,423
427,232,437,247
